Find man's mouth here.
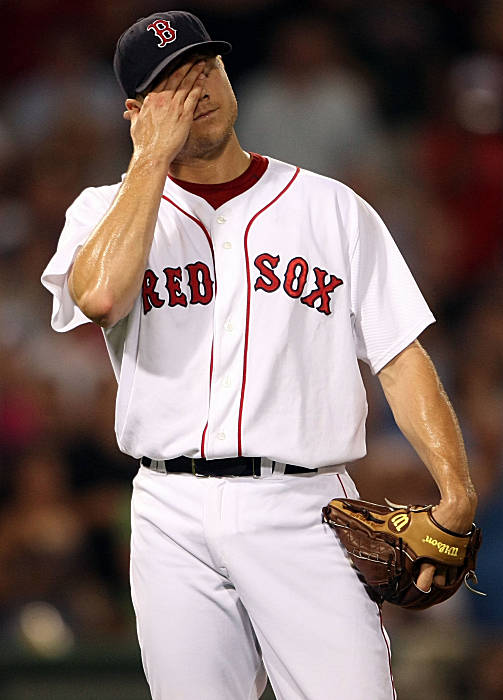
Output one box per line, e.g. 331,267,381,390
194,108,218,120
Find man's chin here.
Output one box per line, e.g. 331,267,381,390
176,128,234,162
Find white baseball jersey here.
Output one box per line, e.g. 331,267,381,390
41,156,434,467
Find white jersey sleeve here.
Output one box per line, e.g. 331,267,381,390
350,194,435,374
41,185,119,332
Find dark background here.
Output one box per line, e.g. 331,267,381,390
0,1,502,698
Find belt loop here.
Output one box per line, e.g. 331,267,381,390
273,461,286,475
252,457,261,478
149,459,167,474
258,458,273,477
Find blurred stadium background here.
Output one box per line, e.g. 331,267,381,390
0,1,502,698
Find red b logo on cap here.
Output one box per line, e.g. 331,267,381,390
147,20,177,48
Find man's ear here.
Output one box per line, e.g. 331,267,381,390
124,97,143,121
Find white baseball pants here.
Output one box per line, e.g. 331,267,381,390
130,465,396,700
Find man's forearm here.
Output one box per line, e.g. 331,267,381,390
378,341,477,532
68,154,168,328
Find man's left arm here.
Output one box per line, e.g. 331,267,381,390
377,340,478,592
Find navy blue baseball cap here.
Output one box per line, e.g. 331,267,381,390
113,11,232,98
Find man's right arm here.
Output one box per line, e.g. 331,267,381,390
68,60,207,328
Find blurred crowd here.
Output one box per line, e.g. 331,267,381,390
0,1,502,698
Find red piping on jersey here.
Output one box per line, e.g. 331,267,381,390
161,195,215,457
337,473,349,498
161,195,214,253
200,341,214,458
379,609,396,699
237,167,300,456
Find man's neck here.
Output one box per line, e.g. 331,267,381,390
168,132,250,184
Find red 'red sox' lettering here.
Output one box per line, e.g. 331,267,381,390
186,262,214,305
300,267,343,315
164,267,187,307
283,257,309,298
142,255,343,315
254,254,281,292
143,269,165,314
142,262,214,314
254,253,343,315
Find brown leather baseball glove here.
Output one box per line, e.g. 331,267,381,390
322,498,485,609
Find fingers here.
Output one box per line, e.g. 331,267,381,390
181,73,206,115
416,562,434,592
161,59,207,96
126,57,208,159
142,60,206,119
416,562,447,592
173,64,207,112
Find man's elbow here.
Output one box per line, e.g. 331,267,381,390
68,269,129,328
74,288,127,328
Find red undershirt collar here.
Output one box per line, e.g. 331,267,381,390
169,152,268,210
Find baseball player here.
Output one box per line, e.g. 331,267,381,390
41,11,477,700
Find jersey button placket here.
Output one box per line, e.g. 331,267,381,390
204,212,247,459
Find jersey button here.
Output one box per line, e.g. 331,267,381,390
216,432,226,440
224,320,234,332
223,241,232,249
216,215,227,224
223,375,232,388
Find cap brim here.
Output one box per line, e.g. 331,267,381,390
135,40,232,95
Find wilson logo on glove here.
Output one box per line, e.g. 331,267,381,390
421,535,459,557
389,513,410,533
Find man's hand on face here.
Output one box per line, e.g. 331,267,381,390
123,59,208,168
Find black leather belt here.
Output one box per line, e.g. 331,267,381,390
140,455,317,477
